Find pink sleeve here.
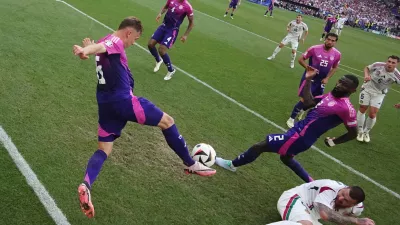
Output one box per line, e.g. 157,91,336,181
338,100,357,127
302,46,315,60
101,38,124,55
333,52,341,68
186,2,194,17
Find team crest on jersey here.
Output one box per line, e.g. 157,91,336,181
376,71,381,76
328,101,336,107
330,56,335,61
105,40,113,47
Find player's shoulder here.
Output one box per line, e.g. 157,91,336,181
331,47,341,55
184,0,193,8
314,179,346,191
370,62,386,68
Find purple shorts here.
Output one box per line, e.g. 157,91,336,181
324,26,333,33
97,96,164,142
266,129,313,156
229,2,238,9
298,77,325,97
269,4,274,10
152,25,179,49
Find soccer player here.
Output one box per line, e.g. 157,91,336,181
267,15,309,68
334,15,348,36
148,0,194,81
356,55,400,142
73,17,216,218
276,179,374,225
264,0,275,17
215,67,359,183
224,0,241,19
320,15,337,41
286,33,341,128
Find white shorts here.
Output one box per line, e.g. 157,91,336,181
277,189,316,223
336,25,343,29
359,89,386,109
281,36,299,50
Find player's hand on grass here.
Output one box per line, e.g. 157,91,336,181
356,218,375,225
394,103,400,109
73,45,89,60
180,35,188,43
82,38,95,47
305,66,318,80
156,14,162,23
324,137,335,147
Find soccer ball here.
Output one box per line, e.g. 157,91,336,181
191,143,216,167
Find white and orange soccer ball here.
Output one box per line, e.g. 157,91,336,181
191,143,216,167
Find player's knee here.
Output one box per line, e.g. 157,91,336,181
359,105,368,113
252,141,269,154
148,40,156,49
158,46,167,56
158,113,175,130
279,43,284,48
279,155,293,165
369,112,377,119
292,49,296,54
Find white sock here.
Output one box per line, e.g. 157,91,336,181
338,29,342,35
291,52,297,62
356,111,365,133
364,117,376,133
272,47,281,57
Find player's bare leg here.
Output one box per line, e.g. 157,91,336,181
148,39,163,72
230,8,236,19
158,45,176,80
224,7,230,17
290,49,297,69
268,43,284,60
363,106,378,142
157,113,216,176
78,142,113,218
356,105,368,142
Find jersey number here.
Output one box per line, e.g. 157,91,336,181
171,7,175,12
320,60,329,67
272,135,284,141
314,100,324,109
96,56,106,84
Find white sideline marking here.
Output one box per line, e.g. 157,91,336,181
57,0,400,200
0,126,71,225
193,9,400,94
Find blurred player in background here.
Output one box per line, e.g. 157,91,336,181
264,0,275,17
148,0,194,80
267,15,308,68
287,33,341,128
215,67,359,183
356,55,400,142
224,0,241,19
320,15,337,41
334,14,348,36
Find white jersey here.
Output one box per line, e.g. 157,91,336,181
363,62,400,95
286,20,308,39
337,17,348,26
293,179,347,220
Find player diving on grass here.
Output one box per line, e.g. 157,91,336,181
275,179,373,225
215,66,359,183
267,15,309,68
224,0,241,19
356,55,400,143
286,33,341,128
148,0,194,81
72,16,216,218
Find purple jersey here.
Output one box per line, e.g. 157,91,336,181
302,44,341,82
231,0,239,4
163,0,193,30
96,34,133,103
325,17,336,29
267,93,357,156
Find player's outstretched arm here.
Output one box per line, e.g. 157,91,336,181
363,66,371,82
316,203,375,225
156,2,169,22
73,43,106,59
325,125,357,147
